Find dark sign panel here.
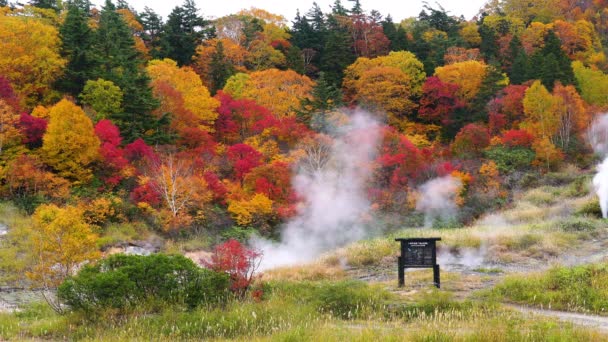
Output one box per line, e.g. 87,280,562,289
395,237,441,288
404,241,435,266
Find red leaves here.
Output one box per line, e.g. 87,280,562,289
203,239,262,296
124,138,158,164
95,119,122,146
95,120,128,188
215,91,311,147
452,124,490,157
419,76,465,125
227,143,263,180
0,76,21,112
501,129,534,148
19,113,47,147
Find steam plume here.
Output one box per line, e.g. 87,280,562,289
252,109,381,269
416,176,462,227
589,114,608,218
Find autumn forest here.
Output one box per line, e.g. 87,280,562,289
2,0,608,339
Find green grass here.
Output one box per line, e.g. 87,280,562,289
2,281,603,341
488,263,608,314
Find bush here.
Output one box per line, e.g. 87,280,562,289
484,146,535,173
576,198,602,218
557,217,599,232
203,239,262,297
58,254,230,313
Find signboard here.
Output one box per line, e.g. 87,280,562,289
395,237,441,288
403,240,435,266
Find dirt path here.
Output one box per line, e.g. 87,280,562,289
507,304,608,332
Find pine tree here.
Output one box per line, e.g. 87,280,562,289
382,15,407,51
56,0,95,97
139,7,164,59
507,35,528,84
160,0,213,66
94,0,167,144
209,40,235,94
320,15,354,87
348,0,363,15
285,45,306,74
331,0,348,16
510,51,529,85
298,72,343,126
541,30,575,88
29,0,58,11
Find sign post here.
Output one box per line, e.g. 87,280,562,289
395,237,441,288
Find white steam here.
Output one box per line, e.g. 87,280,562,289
589,114,608,218
416,176,462,227
252,110,382,269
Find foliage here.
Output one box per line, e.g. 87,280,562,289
27,204,100,312
203,239,262,296
0,10,65,107
41,99,100,182
58,253,230,312
224,69,314,118
484,145,535,173
79,79,123,120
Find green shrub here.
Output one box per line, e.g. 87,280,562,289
221,226,258,242
576,198,602,218
484,146,535,173
557,217,599,232
58,254,230,313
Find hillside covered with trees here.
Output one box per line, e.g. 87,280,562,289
2,0,608,339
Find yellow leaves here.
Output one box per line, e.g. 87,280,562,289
224,69,314,118
0,100,24,161
522,80,559,140
41,99,100,183
228,193,274,226
532,137,564,171
0,11,65,108
80,196,124,226
30,105,50,119
459,23,481,46
434,60,487,101
27,204,100,289
342,51,426,125
147,59,220,130
479,161,503,196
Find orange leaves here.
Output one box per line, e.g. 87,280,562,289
224,69,314,118
343,51,426,125
147,59,220,132
434,60,487,102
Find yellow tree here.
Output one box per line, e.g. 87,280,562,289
224,69,314,118
147,59,220,131
342,51,426,119
27,204,99,312
41,99,100,183
0,100,24,164
434,60,488,102
522,80,559,142
0,11,65,107
552,83,589,150
355,66,417,128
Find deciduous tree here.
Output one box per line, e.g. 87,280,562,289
41,99,100,182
